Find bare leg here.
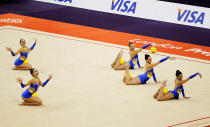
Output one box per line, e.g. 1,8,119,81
114,62,128,70
21,97,42,106
111,50,122,68
153,87,162,99
125,66,130,82
13,63,32,70
157,81,174,101
114,50,123,69
124,64,141,85
113,50,128,70
125,77,141,85
123,71,126,83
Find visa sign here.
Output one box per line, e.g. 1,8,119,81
54,0,72,3
177,9,205,24
111,0,137,14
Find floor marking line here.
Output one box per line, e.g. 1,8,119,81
168,117,210,127
1,27,210,65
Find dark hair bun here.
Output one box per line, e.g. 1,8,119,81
145,54,150,60
30,68,35,76
128,41,134,47
176,70,182,76
20,38,25,43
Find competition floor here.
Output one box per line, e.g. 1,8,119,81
0,25,210,127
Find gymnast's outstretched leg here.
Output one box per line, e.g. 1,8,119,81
156,81,174,101
111,50,123,68
124,64,141,85
153,87,162,99
113,50,128,70
112,50,126,70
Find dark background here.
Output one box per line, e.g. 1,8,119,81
1,0,210,8
0,0,29,3
159,0,210,8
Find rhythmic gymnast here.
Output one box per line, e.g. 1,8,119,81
111,41,152,70
123,63,153,85
144,54,176,83
153,70,202,101
6,38,37,70
123,55,175,85
16,68,52,106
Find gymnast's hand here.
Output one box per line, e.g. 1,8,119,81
16,77,23,83
35,38,37,43
198,73,202,78
48,74,52,80
155,81,161,83
151,43,156,47
169,56,176,60
6,47,12,51
184,96,191,99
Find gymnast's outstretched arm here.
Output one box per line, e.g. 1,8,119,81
130,44,152,57
16,77,32,88
28,38,37,52
40,74,52,87
6,47,21,56
176,73,202,86
147,56,175,69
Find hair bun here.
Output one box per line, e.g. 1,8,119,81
176,70,182,76
145,54,150,60
128,41,134,47
30,68,35,76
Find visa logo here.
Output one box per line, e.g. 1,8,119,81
111,0,137,14
177,9,205,24
55,0,72,3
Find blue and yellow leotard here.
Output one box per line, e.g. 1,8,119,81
21,77,49,98
168,73,199,99
22,84,39,98
168,85,185,99
137,70,152,84
10,43,36,66
129,44,151,69
14,48,29,65
21,78,40,98
129,54,141,69
147,68,157,82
